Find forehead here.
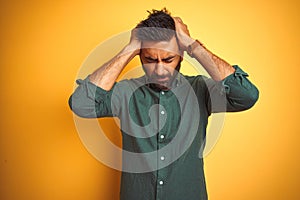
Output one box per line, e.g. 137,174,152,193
141,36,180,56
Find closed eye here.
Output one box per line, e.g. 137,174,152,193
145,57,158,63
163,59,174,63
162,56,175,63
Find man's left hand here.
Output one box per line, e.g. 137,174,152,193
173,17,195,51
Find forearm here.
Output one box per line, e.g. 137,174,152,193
89,44,139,90
190,41,235,81
172,17,235,81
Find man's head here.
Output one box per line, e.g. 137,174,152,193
136,8,176,42
136,8,182,90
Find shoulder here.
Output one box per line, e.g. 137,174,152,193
181,74,210,89
116,76,146,87
112,76,147,95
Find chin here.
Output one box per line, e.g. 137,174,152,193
153,82,170,90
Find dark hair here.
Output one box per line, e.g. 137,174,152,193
136,8,175,41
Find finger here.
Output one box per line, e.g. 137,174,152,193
173,17,182,23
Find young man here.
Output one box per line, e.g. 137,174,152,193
69,8,259,200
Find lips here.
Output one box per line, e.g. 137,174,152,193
151,75,171,83
155,77,169,82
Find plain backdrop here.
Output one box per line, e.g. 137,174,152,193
0,0,299,199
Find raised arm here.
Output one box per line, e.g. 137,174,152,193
89,29,141,90
69,29,141,118
173,17,235,81
173,17,259,113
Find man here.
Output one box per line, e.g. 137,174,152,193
69,8,259,200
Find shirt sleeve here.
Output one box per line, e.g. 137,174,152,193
68,76,121,118
205,65,259,114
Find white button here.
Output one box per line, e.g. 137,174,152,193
159,180,164,185
160,135,165,139
161,111,165,115
161,91,165,95
160,156,165,161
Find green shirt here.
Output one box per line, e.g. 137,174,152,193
69,65,259,200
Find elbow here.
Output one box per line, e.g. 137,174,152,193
227,85,259,112
240,85,259,110
68,95,98,118
246,85,259,109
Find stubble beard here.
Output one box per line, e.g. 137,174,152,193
145,61,181,91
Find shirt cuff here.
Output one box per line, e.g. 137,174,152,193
221,65,249,94
76,76,112,103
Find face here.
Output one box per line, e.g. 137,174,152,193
140,36,183,90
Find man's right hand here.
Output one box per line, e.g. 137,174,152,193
128,28,141,56
88,28,141,90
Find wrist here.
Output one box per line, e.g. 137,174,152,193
125,42,141,56
187,39,204,58
180,37,195,51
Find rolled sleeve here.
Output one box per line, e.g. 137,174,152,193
68,76,119,118
206,65,259,113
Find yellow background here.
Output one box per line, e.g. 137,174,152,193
1,0,299,199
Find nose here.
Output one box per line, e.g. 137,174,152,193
155,62,165,76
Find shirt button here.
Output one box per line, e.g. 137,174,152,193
160,135,165,139
160,156,165,161
161,111,165,115
161,91,165,95
159,180,164,185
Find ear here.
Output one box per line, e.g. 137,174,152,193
139,51,143,64
174,35,184,57
176,40,184,59
179,50,184,60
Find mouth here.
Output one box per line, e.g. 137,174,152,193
151,74,171,83
148,74,173,90
155,77,169,83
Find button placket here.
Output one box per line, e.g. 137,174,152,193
156,91,167,200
